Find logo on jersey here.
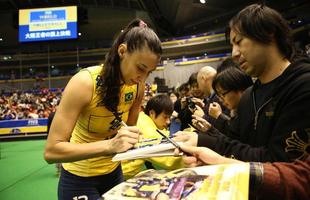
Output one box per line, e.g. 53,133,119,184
125,92,133,103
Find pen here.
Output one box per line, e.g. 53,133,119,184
140,138,160,143
120,121,128,127
156,129,180,149
188,123,197,131
156,129,193,156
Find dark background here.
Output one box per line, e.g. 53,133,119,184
0,0,309,73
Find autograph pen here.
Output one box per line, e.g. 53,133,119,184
120,121,128,127
156,129,180,149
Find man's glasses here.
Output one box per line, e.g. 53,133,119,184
218,90,231,98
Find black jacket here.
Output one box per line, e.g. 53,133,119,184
213,113,232,135
198,57,310,162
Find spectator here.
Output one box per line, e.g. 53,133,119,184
193,67,253,135
177,3,310,162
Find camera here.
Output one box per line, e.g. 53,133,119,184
186,97,196,110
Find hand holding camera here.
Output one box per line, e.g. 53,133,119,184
186,97,196,111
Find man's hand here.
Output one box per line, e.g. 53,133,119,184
209,102,222,119
173,131,198,146
192,115,211,132
193,104,205,117
191,97,205,108
180,145,242,166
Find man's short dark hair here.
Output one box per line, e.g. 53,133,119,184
212,67,253,94
227,4,295,61
217,57,239,73
144,94,174,117
187,72,198,87
178,83,190,93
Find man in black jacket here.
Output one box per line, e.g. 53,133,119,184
178,4,310,162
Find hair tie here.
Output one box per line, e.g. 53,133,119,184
139,20,147,28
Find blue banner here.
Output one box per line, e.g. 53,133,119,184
0,119,48,128
19,6,77,42
19,22,77,42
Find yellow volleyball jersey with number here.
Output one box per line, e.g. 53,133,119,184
62,66,138,177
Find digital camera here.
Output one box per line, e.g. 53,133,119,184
186,97,196,110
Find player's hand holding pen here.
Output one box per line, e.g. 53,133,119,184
109,121,141,153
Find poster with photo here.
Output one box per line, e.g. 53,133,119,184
102,163,250,200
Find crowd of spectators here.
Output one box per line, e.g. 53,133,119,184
0,88,61,120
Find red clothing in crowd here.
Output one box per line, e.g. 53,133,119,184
259,155,310,200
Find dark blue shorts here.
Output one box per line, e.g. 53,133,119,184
58,165,123,200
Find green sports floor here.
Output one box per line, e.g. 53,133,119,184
0,140,59,200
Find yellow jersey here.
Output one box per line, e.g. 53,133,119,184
63,66,138,177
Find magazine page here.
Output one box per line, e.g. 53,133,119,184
112,138,182,162
102,163,250,200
